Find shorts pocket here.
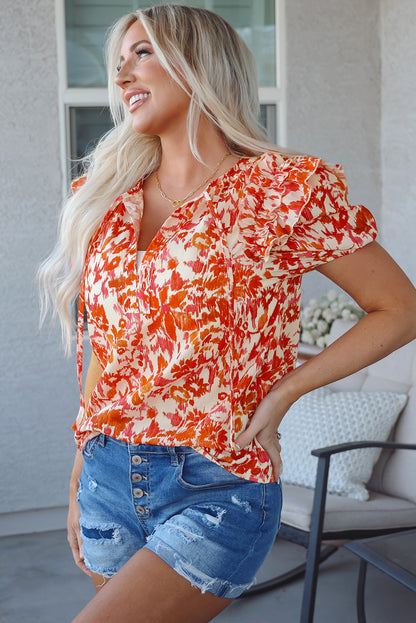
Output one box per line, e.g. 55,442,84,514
82,434,103,461
176,451,246,491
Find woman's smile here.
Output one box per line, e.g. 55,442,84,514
125,89,151,113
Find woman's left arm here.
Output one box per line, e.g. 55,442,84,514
236,241,416,478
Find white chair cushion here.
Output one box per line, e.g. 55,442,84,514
279,387,407,501
377,386,416,503
327,328,416,503
282,483,416,533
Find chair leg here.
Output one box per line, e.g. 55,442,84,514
300,539,324,623
357,560,368,623
300,456,331,623
241,545,338,598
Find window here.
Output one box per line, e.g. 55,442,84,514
58,0,285,183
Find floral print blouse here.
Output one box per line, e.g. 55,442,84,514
73,152,377,483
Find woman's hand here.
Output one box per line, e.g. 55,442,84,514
236,378,297,481
67,485,91,576
67,352,103,576
67,450,92,577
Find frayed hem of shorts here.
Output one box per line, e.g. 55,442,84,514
83,555,118,579
145,539,253,598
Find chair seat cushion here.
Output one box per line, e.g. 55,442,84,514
279,387,407,500
282,483,416,533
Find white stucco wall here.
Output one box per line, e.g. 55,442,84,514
0,0,79,535
285,0,382,303
380,0,416,283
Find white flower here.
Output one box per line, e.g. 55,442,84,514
313,309,322,321
302,307,314,321
317,320,329,334
301,289,364,347
322,308,336,322
341,309,351,321
301,330,315,345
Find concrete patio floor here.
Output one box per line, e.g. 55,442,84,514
1,529,415,622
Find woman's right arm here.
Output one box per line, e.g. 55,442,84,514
67,350,104,576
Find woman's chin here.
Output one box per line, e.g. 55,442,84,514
131,115,157,136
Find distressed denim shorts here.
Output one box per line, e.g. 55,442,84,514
78,434,282,598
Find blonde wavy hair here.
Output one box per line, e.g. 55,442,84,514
39,4,286,352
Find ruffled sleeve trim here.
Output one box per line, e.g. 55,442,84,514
237,152,377,272
236,152,322,261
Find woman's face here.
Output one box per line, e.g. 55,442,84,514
115,20,190,137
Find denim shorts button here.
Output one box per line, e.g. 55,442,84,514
136,505,146,514
132,473,143,482
133,488,144,498
132,455,143,465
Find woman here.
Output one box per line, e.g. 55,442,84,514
39,5,416,623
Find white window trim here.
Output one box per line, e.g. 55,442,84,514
55,0,69,198
276,0,287,146
55,0,286,195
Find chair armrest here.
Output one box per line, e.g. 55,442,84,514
302,440,416,620
311,441,416,459
309,442,416,518
305,442,416,569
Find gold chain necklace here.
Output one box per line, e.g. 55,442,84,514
155,152,230,209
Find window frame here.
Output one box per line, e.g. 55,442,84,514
55,0,286,194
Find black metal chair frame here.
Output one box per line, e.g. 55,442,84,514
240,441,416,623
348,531,416,623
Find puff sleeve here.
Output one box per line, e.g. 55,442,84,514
267,158,378,275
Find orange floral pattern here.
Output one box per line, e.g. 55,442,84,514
73,153,377,482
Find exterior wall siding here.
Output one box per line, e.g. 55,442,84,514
380,0,416,282
285,0,382,302
0,0,79,534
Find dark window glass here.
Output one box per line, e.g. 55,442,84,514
68,106,113,178
68,103,277,177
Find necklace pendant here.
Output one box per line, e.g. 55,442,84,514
171,200,184,209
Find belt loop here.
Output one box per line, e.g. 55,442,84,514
99,433,107,447
168,447,178,466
